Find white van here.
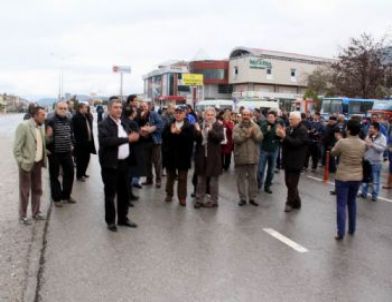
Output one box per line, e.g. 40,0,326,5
235,99,280,113
195,99,234,112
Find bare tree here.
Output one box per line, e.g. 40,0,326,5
331,33,389,98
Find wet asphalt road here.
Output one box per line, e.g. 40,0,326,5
37,121,392,302
1,114,391,302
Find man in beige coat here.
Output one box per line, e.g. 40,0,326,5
233,109,263,206
13,106,47,225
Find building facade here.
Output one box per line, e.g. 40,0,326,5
228,47,334,109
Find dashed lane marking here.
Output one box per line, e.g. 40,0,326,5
306,175,392,203
263,228,309,253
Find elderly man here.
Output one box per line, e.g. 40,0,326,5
194,107,225,208
14,106,47,224
162,106,195,206
46,101,76,207
276,111,309,212
98,97,139,231
233,109,263,206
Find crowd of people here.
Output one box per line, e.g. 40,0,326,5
13,96,391,239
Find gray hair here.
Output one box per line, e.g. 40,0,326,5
289,111,301,120
204,106,216,115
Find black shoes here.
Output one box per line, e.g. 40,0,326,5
107,224,118,232
129,194,139,201
264,187,273,194
118,220,138,228
335,235,344,241
249,200,259,207
238,200,247,206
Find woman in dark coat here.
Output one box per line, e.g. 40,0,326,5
194,107,224,208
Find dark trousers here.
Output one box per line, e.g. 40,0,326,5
48,152,74,202
221,153,232,171
18,161,43,218
335,180,360,237
75,147,91,178
305,142,320,169
284,170,301,208
145,143,162,183
166,169,188,200
101,160,130,225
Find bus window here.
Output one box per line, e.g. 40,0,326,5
321,100,331,114
330,99,343,114
349,101,362,114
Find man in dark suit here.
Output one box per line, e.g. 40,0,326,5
98,97,139,232
276,111,309,212
72,102,96,181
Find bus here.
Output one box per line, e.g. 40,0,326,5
320,97,375,119
195,99,234,112
368,99,392,120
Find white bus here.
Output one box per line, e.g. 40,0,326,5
195,99,234,112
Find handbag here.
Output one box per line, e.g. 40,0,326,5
362,159,373,183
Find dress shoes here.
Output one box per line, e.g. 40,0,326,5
118,220,138,228
83,174,90,178
249,200,259,207
129,194,139,201
107,224,118,232
264,187,273,194
238,200,247,206
179,199,186,207
65,197,77,204
155,182,161,189
335,235,344,241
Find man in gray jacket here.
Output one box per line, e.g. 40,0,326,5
233,109,263,206
359,122,387,201
13,106,47,224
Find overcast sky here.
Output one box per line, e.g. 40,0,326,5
0,0,391,100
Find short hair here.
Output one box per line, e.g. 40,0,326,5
77,102,87,110
126,94,137,104
289,111,301,120
371,121,380,131
32,106,45,116
346,120,361,136
108,96,122,108
267,111,277,117
204,106,216,115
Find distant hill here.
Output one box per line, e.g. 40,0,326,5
37,98,57,107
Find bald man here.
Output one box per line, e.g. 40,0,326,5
276,111,309,212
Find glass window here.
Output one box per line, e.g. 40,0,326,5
193,69,225,80
290,69,296,77
266,68,272,75
218,84,233,94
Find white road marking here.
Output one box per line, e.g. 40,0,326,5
263,228,309,253
306,175,392,203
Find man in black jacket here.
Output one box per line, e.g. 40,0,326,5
162,106,195,206
72,102,96,182
276,111,309,212
98,97,139,232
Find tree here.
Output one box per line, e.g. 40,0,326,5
304,67,336,110
331,33,390,99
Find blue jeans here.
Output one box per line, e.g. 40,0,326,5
335,180,360,237
361,162,382,199
258,149,278,189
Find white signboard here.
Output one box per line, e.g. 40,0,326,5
112,65,131,73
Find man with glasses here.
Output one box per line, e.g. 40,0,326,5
46,101,77,207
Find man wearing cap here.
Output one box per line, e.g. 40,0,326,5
162,106,195,206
